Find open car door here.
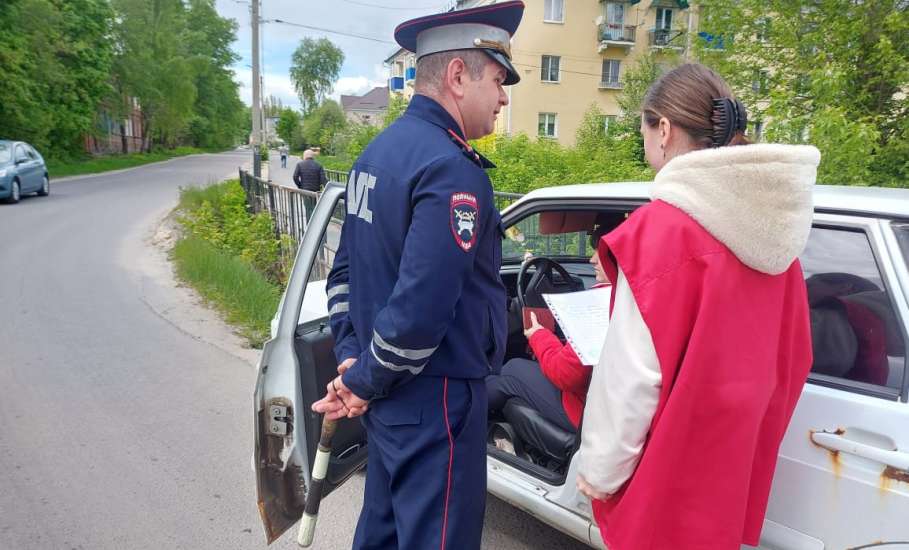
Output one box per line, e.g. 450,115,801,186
254,182,369,543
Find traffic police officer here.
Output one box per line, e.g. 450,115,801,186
312,2,524,548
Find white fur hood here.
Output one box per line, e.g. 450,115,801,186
651,144,820,275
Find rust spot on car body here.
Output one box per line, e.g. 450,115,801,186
809,428,845,478
882,466,909,484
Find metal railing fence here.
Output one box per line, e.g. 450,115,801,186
239,169,526,276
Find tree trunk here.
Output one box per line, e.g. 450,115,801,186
120,121,128,154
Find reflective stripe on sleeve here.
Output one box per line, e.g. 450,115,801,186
329,302,349,317
326,284,350,300
372,330,437,361
370,342,426,374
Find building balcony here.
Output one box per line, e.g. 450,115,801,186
599,79,623,90
649,28,685,49
389,76,405,91
650,0,690,8
597,23,636,53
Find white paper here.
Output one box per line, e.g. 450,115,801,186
542,287,611,366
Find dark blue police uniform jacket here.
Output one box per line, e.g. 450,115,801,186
327,94,507,401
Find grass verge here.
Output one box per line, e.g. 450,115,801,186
48,146,222,179
172,234,280,348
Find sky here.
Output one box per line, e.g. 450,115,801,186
214,0,453,111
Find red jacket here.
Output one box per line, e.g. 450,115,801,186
592,200,813,550
527,329,590,428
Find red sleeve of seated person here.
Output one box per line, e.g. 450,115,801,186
528,328,592,395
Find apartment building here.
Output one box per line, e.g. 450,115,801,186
387,0,697,146
385,47,417,100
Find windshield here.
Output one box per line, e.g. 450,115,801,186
502,211,594,262
0,144,10,164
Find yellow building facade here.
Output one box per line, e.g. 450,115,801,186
388,0,698,146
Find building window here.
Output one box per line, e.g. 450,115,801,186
601,59,621,88
603,115,617,135
538,113,557,138
541,55,560,82
603,2,625,40
652,7,674,46
543,0,564,23
656,7,673,30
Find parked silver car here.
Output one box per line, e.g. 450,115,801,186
0,140,50,204
255,181,909,549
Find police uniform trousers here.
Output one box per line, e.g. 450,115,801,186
353,375,487,550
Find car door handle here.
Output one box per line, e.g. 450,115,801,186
811,431,909,471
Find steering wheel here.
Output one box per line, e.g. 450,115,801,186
517,257,583,310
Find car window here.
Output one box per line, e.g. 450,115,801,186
15,145,28,162
25,146,38,160
298,198,345,325
893,222,909,273
800,226,905,393
0,144,10,163
502,211,590,262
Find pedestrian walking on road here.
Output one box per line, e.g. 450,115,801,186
311,2,525,549
292,149,326,192
575,63,820,550
279,145,288,168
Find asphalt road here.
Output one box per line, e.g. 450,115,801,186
0,152,590,550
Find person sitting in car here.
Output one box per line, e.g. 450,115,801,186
486,226,611,436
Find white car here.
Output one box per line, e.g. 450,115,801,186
254,182,909,548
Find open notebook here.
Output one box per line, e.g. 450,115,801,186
542,287,612,366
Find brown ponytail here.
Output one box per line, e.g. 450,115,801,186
642,63,750,149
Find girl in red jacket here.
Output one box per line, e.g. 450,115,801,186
486,239,610,433
576,63,818,550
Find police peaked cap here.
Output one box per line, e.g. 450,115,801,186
394,1,525,85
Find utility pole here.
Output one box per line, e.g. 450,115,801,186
251,0,262,176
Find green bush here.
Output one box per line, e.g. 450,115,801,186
177,179,286,284
474,123,653,196
172,235,280,347
174,178,290,347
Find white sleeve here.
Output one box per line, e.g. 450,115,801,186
577,266,662,495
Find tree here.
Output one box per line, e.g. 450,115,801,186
183,0,246,149
0,0,114,157
382,94,409,128
276,108,302,146
263,95,285,117
301,100,347,153
614,53,671,165
696,0,909,186
111,0,197,150
289,38,344,113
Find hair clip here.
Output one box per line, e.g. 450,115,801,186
711,97,748,147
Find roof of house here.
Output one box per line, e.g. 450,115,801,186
384,46,406,63
340,86,390,112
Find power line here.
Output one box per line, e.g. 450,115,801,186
512,61,609,80
269,18,396,44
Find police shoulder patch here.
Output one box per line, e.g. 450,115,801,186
450,192,479,252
